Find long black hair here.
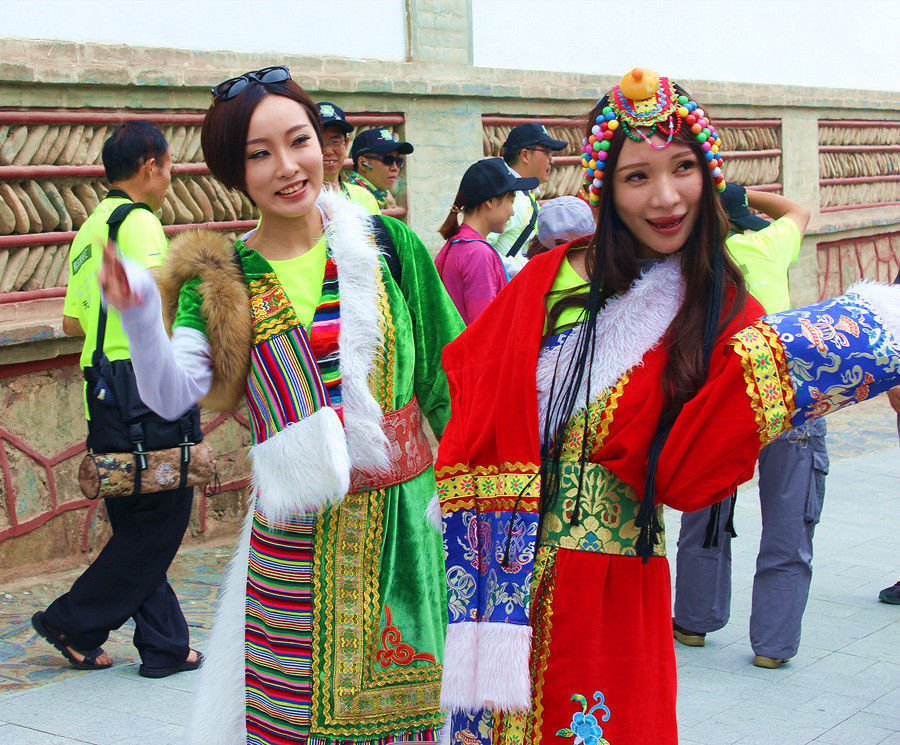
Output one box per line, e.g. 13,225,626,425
539,89,747,559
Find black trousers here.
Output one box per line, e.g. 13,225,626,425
44,485,193,667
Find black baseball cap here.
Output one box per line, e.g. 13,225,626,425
317,102,353,134
503,123,567,157
460,157,539,207
719,182,770,231
350,127,414,160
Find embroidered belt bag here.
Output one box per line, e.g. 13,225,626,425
79,442,215,500
348,395,433,493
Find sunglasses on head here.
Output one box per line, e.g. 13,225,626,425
211,65,290,100
363,154,405,168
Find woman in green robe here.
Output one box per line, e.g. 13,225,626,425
100,66,463,745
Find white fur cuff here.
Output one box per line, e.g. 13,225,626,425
440,621,533,713
440,621,479,711
848,280,900,342
475,622,533,712
250,407,350,521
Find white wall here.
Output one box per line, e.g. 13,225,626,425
0,0,407,60
1,0,898,93
473,0,900,92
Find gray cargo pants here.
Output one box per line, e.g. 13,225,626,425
673,418,828,659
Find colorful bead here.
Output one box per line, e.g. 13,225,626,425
582,70,728,199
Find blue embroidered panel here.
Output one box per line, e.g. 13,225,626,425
764,293,900,426
443,509,537,624
449,708,494,745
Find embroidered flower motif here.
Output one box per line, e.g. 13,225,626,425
556,691,611,745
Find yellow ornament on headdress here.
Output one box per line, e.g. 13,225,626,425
619,68,660,102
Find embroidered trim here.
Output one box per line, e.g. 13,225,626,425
540,462,666,557
592,375,628,455
249,273,301,344
313,489,441,734
729,320,794,444
438,464,542,515
531,544,558,744
375,605,438,668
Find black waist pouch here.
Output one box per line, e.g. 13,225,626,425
84,360,202,454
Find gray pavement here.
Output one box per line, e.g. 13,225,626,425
0,399,898,744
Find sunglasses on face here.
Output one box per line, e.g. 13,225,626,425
211,65,290,100
363,154,405,168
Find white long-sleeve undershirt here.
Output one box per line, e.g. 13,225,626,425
116,259,214,420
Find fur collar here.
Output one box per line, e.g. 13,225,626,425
536,257,685,439
158,189,389,471
158,230,252,411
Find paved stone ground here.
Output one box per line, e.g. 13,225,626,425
0,398,897,744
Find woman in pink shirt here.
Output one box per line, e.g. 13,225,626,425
435,157,537,324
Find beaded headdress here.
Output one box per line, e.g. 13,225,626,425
581,68,725,205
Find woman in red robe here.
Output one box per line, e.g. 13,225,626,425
434,68,900,745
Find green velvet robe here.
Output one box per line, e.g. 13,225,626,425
171,194,464,745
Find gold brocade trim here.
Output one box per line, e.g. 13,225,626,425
592,375,628,454
436,461,540,479
438,467,542,515
495,544,558,745
371,262,395,409
759,321,796,415
529,544,557,745
540,461,666,557
309,252,440,737
729,321,794,444
248,273,301,344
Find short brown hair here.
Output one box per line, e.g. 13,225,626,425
201,77,322,195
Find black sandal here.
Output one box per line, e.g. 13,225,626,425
139,649,204,679
31,611,112,670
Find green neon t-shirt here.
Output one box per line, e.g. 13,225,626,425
63,190,167,369
172,236,328,337
725,216,801,314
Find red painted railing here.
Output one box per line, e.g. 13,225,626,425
816,230,900,300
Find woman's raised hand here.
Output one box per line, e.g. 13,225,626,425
98,238,141,311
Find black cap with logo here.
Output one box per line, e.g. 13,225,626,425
317,102,353,134
719,182,770,231
502,123,568,157
460,157,539,207
351,128,414,160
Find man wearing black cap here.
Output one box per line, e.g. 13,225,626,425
487,122,567,275
674,184,829,670
317,102,380,215
349,127,414,210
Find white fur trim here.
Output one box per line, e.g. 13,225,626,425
425,492,443,532
440,621,533,713
318,188,391,472
186,506,254,745
537,258,685,439
250,406,350,520
440,621,479,711
847,280,900,342
475,622,533,712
